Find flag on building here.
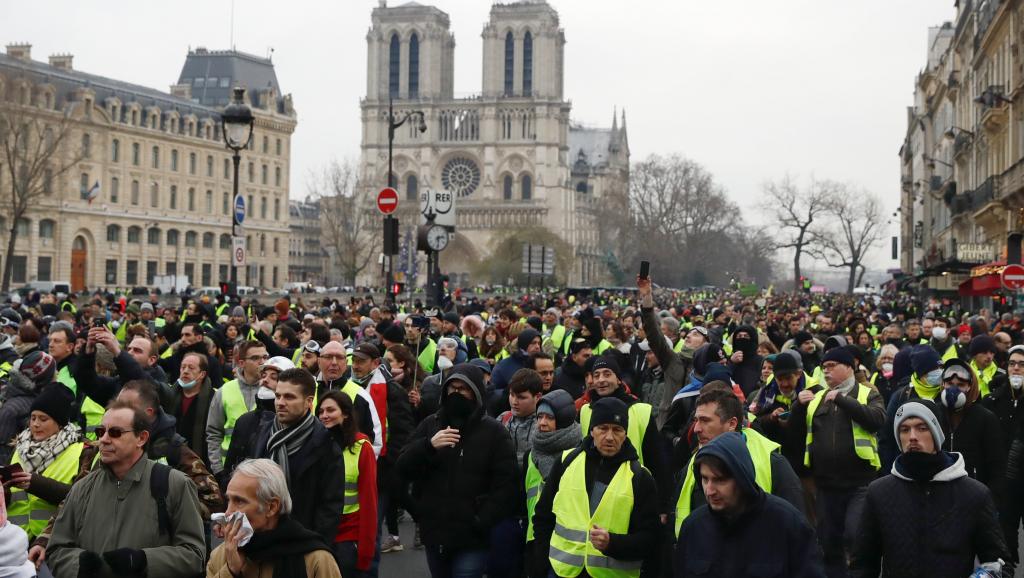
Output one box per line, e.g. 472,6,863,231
85,181,100,204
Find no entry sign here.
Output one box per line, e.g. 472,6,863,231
1003,264,1024,290
377,188,399,215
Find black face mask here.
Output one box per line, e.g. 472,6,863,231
443,393,477,429
256,397,276,413
898,450,949,482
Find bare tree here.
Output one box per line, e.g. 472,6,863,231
759,176,838,290
0,99,85,291
308,159,380,286
810,189,885,294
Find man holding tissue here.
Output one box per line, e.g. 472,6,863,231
208,458,340,578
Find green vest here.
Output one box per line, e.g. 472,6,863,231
154,317,166,329
804,384,880,470
593,339,613,356
418,338,437,374
524,452,544,542
57,367,104,440
342,438,368,515
970,360,999,397
674,429,777,537
579,402,652,466
547,325,567,353
10,442,85,539
549,450,643,578
219,380,252,463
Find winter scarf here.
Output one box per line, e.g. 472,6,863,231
240,515,331,578
832,374,857,397
267,412,316,485
531,423,582,478
14,423,81,474
756,374,805,410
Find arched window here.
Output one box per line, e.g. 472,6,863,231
147,227,161,245
503,174,513,200
521,174,532,200
406,174,418,202
38,219,55,239
111,139,120,162
166,229,179,246
523,32,533,96
127,226,141,243
106,224,121,243
81,133,91,159
185,231,197,247
389,33,401,98
170,185,178,209
219,233,231,249
150,183,159,208
409,33,420,99
202,232,214,248
504,32,515,96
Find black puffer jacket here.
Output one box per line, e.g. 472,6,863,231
397,363,517,553
0,372,40,464
942,401,1004,497
552,359,587,400
851,452,1007,578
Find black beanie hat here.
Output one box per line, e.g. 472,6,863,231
30,384,75,427
821,347,855,368
589,397,629,431
591,355,621,377
968,335,997,356
773,350,803,375
381,323,406,344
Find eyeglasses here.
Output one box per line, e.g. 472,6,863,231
320,354,346,362
95,426,137,439
1009,361,1024,369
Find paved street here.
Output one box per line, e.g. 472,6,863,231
378,518,429,576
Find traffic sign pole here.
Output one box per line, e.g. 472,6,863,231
378,188,400,306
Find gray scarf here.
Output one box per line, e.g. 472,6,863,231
267,411,316,485
833,374,857,397
530,423,582,478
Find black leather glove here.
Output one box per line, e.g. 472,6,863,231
78,550,103,578
102,548,148,576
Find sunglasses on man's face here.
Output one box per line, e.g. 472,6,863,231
95,426,137,439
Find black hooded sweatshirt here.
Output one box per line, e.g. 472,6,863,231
727,325,763,397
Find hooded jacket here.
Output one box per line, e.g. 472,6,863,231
0,372,42,464
674,432,824,578
490,328,540,394
397,363,518,553
728,325,764,397
851,452,1007,578
552,357,587,400
530,437,661,577
640,306,694,429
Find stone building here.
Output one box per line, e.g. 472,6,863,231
899,1,1024,305
0,44,295,292
288,198,326,285
358,0,629,287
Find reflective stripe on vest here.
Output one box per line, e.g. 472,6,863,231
524,452,544,542
220,380,250,463
57,367,103,440
674,429,777,537
342,438,368,514
9,442,85,539
579,402,652,467
804,384,880,470
549,451,642,578
418,339,437,374
548,325,567,353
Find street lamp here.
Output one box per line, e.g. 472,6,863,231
222,87,254,292
386,98,426,305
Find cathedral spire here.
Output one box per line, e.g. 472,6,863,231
620,108,626,132
611,106,618,131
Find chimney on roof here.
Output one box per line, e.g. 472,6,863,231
48,54,73,71
6,44,31,61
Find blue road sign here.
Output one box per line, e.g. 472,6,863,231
234,195,245,225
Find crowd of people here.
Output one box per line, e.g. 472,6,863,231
0,279,1018,577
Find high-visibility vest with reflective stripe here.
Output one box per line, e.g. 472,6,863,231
940,342,959,362
216,303,229,317
291,347,303,366
593,340,612,356
549,451,642,578
418,338,437,374
115,321,129,344
674,338,686,353
804,384,880,470
524,452,544,542
60,301,77,314
547,325,567,354
220,380,251,463
579,402,652,467
674,429,777,537
342,438,368,514
57,367,104,440
0,360,11,381
970,360,1000,397
10,442,85,539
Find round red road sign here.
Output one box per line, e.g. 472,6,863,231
377,188,399,215
1002,264,1024,290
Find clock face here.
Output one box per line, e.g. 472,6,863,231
427,225,449,251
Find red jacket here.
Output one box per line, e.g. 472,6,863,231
334,433,378,570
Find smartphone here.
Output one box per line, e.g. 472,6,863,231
778,411,791,420
0,463,24,484
639,260,650,280
92,317,107,329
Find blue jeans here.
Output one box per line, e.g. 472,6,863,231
425,546,488,578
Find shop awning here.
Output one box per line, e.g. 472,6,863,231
958,274,1002,296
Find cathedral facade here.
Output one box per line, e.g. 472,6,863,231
358,0,629,287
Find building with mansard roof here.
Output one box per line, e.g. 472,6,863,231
358,0,629,286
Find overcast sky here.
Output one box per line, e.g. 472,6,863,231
1,0,955,273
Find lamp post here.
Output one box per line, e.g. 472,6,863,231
222,87,254,293
386,98,426,305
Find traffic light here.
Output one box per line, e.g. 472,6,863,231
392,283,404,295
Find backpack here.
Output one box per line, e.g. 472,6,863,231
150,462,173,540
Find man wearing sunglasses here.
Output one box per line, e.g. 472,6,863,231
47,402,206,578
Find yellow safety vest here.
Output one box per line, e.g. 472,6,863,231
342,438,368,515
549,450,643,578
418,338,437,374
547,325,567,354
674,429,777,537
9,442,85,539
970,360,999,398
57,367,104,440
220,380,252,463
524,452,544,542
940,342,959,362
579,402,652,466
593,340,612,356
804,384,880,470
